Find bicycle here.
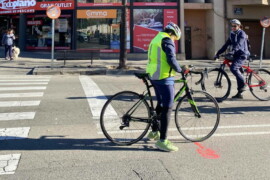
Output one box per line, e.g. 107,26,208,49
202,54,270,102
100,69,220,146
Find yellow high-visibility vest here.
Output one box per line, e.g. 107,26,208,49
146,32,176,80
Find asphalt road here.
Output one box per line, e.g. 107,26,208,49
0,74,270,180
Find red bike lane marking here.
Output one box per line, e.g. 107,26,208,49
194,142,220,159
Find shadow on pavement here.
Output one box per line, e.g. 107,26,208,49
0,136,190,152
220,106,270,114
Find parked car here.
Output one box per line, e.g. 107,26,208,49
77,31,88,42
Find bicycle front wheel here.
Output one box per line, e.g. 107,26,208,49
202,68,231,102
100,91,151,145
249,69,270,101
175,90,220,142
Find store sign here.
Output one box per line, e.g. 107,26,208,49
77,9,117,19
78,2,122,7
234,8,243,15
27,20,43,26
36,1,74,10
133,2,177,6
0,0,36,14
0,0,74,14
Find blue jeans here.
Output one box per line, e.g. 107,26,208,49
5,45,12,59
230,56,247,92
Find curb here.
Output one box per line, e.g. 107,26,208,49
33,67,144,75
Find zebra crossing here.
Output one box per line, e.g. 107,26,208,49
0,75,51,175
80,76,270,143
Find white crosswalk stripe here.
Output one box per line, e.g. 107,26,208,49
0,112,36,121
0,82,48,85
0,76,51,176
0,87,46,91
0,101,40,107
0,127,30,140
0,154,21,175
0,92,44,98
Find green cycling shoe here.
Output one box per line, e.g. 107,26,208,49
147,131,160,141
155,139,179,152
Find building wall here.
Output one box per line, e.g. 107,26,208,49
226,0,270,58
185,10,207,59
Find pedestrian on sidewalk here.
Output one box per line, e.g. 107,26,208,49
214,19,250,99
146,22,186,152
2,29,16,60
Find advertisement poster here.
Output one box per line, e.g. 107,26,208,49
133,9,178,53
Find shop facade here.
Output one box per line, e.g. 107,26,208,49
1,0,181,57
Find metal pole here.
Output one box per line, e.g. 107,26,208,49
119,0,127,69
180,0,185,55
260,27,266,68
51,19,55,70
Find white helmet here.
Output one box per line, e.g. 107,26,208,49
165,22,181,40
230,19,241,25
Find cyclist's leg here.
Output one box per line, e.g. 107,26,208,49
152,83,178,151
151,84,162,132
230,56,246,97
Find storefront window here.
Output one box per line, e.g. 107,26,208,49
77,9,123,51
134,0,177,2
26,15,72,50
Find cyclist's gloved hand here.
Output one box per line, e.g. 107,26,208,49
181,65,189,74
214,54,219,60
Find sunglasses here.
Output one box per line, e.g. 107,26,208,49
231,25,238,28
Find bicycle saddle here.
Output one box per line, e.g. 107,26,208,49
134,73,149,80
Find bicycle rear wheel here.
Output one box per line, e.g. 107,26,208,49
100,91,151,145
175,90,220,142
249,69,270,101
202,68,231,102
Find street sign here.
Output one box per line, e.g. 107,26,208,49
260,16,270,28
46,5,61,19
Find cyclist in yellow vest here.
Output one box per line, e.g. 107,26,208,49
146,22,185,152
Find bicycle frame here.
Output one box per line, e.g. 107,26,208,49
221,59,266,88
125,73,201,124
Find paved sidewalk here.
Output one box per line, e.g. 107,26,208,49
1,47,270,75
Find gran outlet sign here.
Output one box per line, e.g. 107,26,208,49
0,0,74,14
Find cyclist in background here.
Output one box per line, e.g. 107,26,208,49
146,22,186,152
214,19,250,99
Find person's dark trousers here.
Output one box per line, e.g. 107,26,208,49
152,82,174,140
4,45,12,59
230,56,246,92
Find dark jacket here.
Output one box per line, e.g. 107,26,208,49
2,33,15,46
161,37,182,73
217,29,250,57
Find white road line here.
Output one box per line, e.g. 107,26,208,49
0,112,35,121
0,87,46,91
79,76,117,119
0,82,48,85
0,154,21,175
0,101,40,107
0,92,44,98
0,127,30,140
0,76,51,79
0,80,50,82
97,124,270,135
168,131,270,139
